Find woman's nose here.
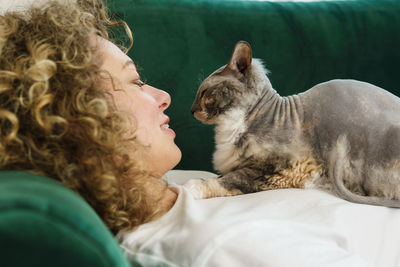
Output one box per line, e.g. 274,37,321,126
146,85,171,111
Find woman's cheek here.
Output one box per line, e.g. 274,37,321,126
135,127,152,146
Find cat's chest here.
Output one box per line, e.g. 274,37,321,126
213,109,249,173
212,110,281,173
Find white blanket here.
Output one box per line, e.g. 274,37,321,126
118,170,400,267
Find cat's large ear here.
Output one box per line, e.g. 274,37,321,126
222,41,252,77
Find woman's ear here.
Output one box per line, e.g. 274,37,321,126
222,41,252,78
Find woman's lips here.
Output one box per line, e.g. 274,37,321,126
160,122,176,137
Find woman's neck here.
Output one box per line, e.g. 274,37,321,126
147,179,178,220
160,187,178,212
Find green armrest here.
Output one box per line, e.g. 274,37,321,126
0,171,130,267
109,0,400,172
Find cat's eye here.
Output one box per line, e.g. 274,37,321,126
200,89,207,98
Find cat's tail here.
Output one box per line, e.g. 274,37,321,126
331,135,400,208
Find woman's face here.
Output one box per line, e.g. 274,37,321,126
95,36,181,177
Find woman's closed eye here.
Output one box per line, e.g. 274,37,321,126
132,79,146,87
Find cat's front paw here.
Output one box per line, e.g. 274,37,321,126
183,179,206,199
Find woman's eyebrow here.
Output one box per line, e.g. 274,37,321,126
122,59,138,70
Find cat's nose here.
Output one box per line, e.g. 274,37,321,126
190,103,201,114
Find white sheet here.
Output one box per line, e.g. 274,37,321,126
118,170,400,267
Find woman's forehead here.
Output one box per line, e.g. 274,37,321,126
94,36,136,71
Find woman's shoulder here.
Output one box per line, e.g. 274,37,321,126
162,169,218,185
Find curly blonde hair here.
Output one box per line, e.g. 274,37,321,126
0,0,160,233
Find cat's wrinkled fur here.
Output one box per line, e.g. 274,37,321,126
187,41,400,207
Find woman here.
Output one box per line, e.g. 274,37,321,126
1,1,399,267
0,0,178,234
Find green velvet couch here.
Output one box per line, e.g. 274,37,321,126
1,0,400,266
110,0,400,172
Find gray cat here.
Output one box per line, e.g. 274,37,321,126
186,41,400,207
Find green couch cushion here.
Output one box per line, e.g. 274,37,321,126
0,171,130,267
109,0,400,172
